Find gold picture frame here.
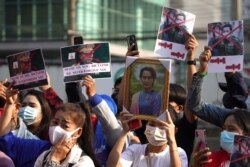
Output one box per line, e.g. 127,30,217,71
123,57,171,118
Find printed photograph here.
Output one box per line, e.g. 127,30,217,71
61,42,111,82
7,49,48,90
208,20,244,56
124,57,171,117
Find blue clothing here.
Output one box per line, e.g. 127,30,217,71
138,91,162,116
89,94,118,167
12,118,39,140
0,132,51,167
187,72,232,127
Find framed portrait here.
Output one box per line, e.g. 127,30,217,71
7,49,48,90
123,56,171,118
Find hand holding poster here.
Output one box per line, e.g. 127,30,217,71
208,20,244,73
154,7,196,60
60,42,111,82
7,49,48,90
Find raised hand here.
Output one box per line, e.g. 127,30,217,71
82,75,96,98
126,44,140,57
185,33,199,60
5,82,19,105
39,72,51,92
191,142,212,167
0,79,8,101
119,111,135,132
50,136,76,163
199,46,212,73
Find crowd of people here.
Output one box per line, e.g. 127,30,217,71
0,31,249,167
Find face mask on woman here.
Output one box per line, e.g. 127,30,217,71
18,106,39,125
49,126,79,145
220,130,239,153
144,125,167,146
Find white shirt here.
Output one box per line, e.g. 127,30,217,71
34,144,95,167
120,144,188,167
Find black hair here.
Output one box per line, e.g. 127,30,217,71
175,13,186,21
212,23,222,38
169,83,187,106
222,24,233,31
114,76,123,88
139,67,156,79
57,102,101,167
23,89,52,139
224,108,250,136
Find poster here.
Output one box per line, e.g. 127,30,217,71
208,20,244,73
7,49,48,90
154,7,196,60
230,135,250,167
61,42,111,82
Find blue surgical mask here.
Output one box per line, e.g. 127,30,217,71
220,130,238,153
18,106,39,125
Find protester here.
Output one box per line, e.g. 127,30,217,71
106,110,188,167
34,103,99,167
186,46,248,128
191,108,250,167
0,103,99,167
218,72,248,109
82,75,123,166
111,76,123,115
0,88,51,140
0,151,15,167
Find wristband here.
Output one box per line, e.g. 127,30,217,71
187,60,196,65
198,71,208,77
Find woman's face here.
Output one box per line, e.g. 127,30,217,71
22,95,42,124
50,111,78,131
140,70,154,91
223,115,244,135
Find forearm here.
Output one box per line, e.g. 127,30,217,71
186,57,198,123
187,72,231,127
168,138,181,167
0,104,15,137
92,99,123,147
106,130,127,167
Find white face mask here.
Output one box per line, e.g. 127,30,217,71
49,126,79,145
18,106,39,125
144,125,167,146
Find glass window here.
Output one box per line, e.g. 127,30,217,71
5,2,17,39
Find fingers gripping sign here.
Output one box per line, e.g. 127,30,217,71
82,75,96,98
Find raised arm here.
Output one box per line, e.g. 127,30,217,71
82,75,123,147
39,72,63,116
185,34,198,123
106,111,132,167
186,47,231,127
117,44,140,110
0,86,20,137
